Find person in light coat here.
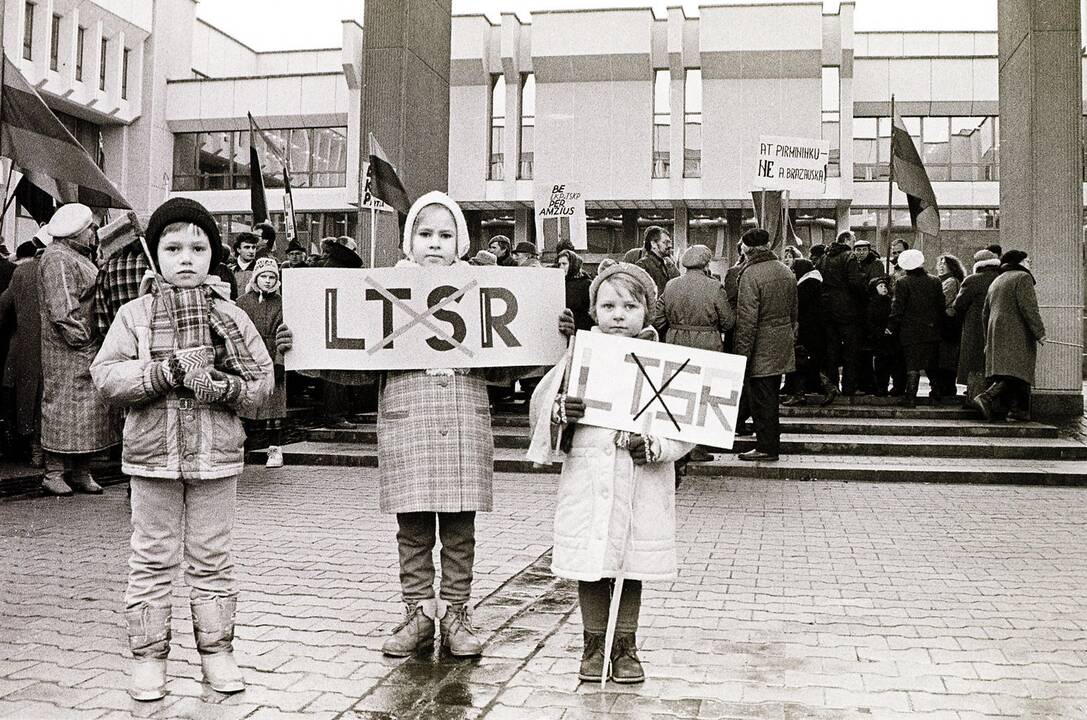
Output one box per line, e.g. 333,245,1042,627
528,262,694,685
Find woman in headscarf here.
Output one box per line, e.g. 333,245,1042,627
556,249,594,332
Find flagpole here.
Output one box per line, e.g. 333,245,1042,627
369,206,377,268
884,95,895,275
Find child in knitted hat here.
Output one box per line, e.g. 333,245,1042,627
237,256,287,467
527,262,694,685
90,197,273,701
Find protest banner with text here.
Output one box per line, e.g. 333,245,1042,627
753,135,830,195
282,267,568,371
568,330,747,448
534,182,587,251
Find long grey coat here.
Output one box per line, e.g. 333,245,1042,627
983,267,1046,385
654,269,734,352
952,261,999,384
733,248,797,378
38,241,120,454
0,260,42,436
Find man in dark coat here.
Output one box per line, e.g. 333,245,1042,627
488,235,518,267
952,249,1001,407
782,258,836,406
733,229,797,462
850,238,886,393
815,231,863,395
635,225,679,296
886,249,944,407
972,250,1046,422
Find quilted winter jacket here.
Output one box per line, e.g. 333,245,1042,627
90,291,274,480
528,354,694,582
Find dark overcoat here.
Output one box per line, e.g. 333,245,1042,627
0,260,42,435
654,269,734,352
795,271,825,363
888,269,944,348
734,248,797,378
235,290,287,420
952,261,999,384
982,266,1046,385
636,251,680,296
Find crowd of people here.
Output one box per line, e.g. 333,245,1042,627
0,193,1048,701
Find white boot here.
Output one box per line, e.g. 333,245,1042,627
192,595,245,694
126,604,171,701
265,446,283,468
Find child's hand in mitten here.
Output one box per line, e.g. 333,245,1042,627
558,309,576,337
184,367,241,404
628,435,649,465
275,323,294,355
564,396,585,423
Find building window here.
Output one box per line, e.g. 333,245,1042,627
683,69,702,178
56,110,104,168
76,27,85,81
121,48,130,99
518,73,534,180
853,116,998,182
23,3,34,61
172,127,349,191
213,211,357,252
49,14,60,71
652,69,670,178
488,74,505,180
99,37,108,91
822,66,840,178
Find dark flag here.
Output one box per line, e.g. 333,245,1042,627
0,56,129,208
248,115,268,224
367,132,411,215
891,112,940,236
14,175,56,224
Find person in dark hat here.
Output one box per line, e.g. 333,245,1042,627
733,228,796,462
323,239,363,269
284,240,308,268
488,235,518,267
512,240,542,267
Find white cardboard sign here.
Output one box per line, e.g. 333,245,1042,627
568,330,747,447
534,182,587,251
753,135,829,194
281,267,568,371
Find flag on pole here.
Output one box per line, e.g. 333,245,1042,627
282,167,297,244
14,174,56,224
367,132,411,215
248,115,269,224
0,56,129,209
891,112,940,236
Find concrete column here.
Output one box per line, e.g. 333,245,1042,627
361,0,452,267
997,0,1084,416
672,205,688,259
621,209,639,252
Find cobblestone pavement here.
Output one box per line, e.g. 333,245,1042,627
2,468,1087,719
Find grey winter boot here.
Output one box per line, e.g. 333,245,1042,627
440,603,483,657
381,599,441,657
191,594,245,694
126,604,171,702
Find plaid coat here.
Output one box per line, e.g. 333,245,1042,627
38,241,120,454
377,370,495,513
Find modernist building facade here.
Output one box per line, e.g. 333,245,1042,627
0,0,1073,270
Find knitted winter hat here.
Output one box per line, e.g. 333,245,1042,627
973,249,997,263
402,191,470,261
681,244,712,269
588,262,658,318
286,240,306,254
741,228,770,247
513,241,538,255
488,235,512,251
469,250,497,266
145,197,223,270
247,256,281,295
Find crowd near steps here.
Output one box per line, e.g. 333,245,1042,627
252,391,1087,486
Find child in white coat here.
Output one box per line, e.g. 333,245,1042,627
528,262,693,684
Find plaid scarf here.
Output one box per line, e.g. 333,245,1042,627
148,276,263,381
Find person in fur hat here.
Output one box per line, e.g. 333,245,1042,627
275,191,576,659
236,256,287,467
90,197,273,701
528,262,694,684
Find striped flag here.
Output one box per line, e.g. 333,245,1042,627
367,132,410,215
248,114,269,224
1,55,129,209
891,112,940,236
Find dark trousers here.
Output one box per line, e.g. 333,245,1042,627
855,349,876,393
873,352,894,395
988,375,1032,416
745,375,782,455
578,579,642,634
824,321,860,393
395,511,476,605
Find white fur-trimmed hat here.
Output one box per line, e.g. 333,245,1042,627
46,203,94,239
402,191,470,261
897,248,924,271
